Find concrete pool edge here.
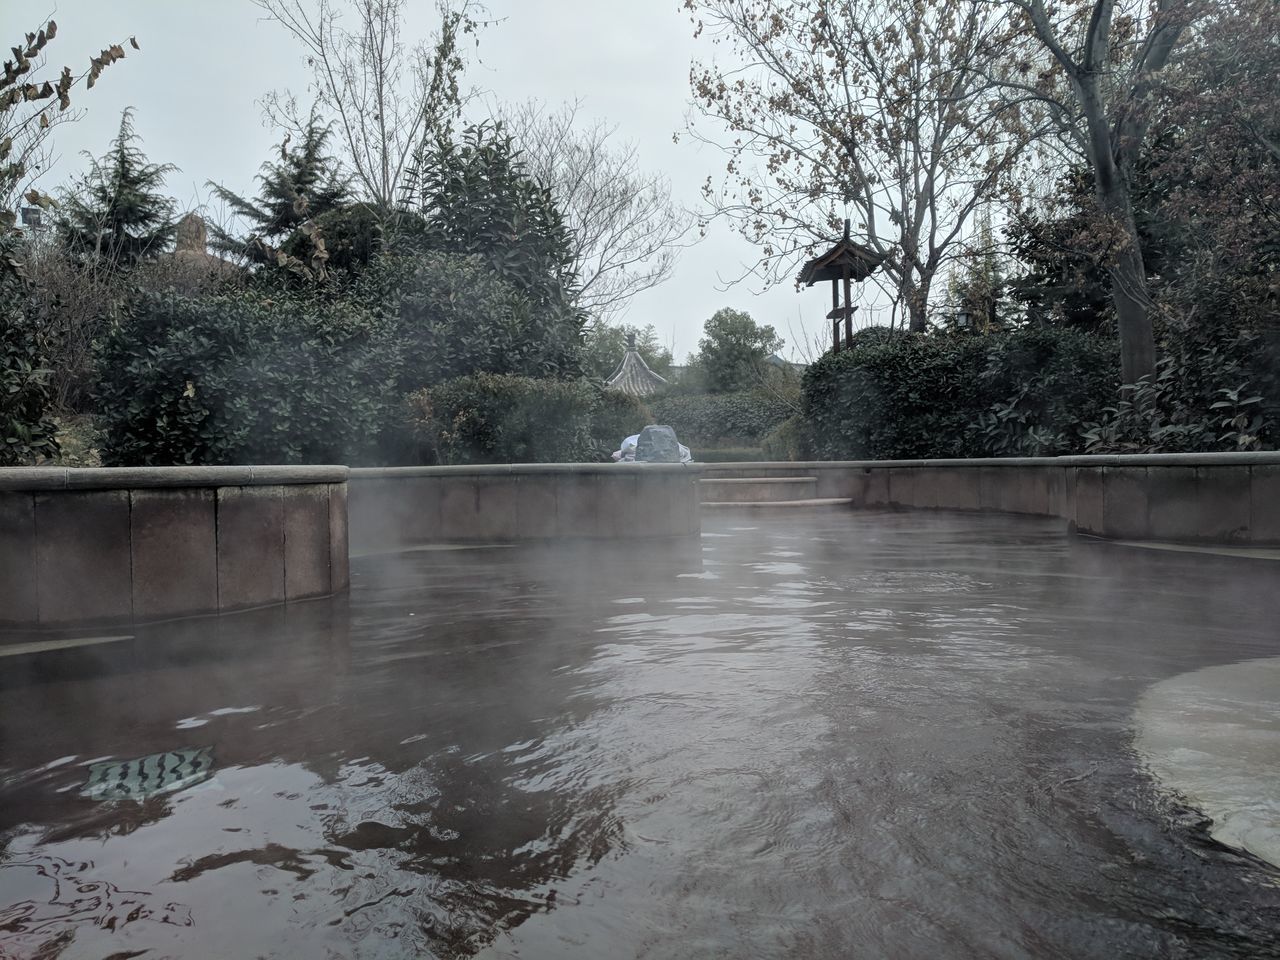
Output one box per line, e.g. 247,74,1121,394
347,462,704,554
701,453,1280,547
2,451,1276,626
0,465,350,626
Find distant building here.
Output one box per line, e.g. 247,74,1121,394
765,354,807,376
605,332,669,397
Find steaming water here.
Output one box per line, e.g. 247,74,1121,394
1,511,1278,959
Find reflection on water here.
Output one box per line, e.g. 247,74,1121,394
0,516,1278,959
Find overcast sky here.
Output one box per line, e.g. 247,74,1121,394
22,0,842,361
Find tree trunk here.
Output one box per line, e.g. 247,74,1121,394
904,280,929,332
1079,82,1157,384
1099,185,1157,384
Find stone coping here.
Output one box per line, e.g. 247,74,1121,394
702,452,1280,470
351,462,705,479
0,465,349,492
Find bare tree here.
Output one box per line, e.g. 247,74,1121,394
685,0,1031,332
496,100,694,324
254,0,485,211
988,0,1196,383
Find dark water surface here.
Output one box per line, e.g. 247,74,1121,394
1,511,1278,959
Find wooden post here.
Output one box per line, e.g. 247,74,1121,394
843,268,854,349
831,278,841,353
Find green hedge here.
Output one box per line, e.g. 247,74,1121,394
760,416,815,461
647,388,793,447
409,375,652,464
802,327,1119,460
95,291,402,465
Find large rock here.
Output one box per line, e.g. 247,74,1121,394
636,425,683,463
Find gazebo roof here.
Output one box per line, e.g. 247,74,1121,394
797,221,886,286
605,334,668,397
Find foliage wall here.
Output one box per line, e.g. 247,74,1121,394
801,328,1120,460
409,374,652,464
648,388,794,448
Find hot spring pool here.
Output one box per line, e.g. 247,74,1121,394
1,510,1278,958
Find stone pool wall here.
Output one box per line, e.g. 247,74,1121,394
701,452,1280,545
0,466,349,626
3,453,1270,626
348,463,703,554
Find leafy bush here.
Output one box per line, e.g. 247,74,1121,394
760,415,815,461
588,390,654,459
971,326,1119,455
410,374,616,464
803,334,991,459
648,388,793,446
0,309,60,465
802,327,1120,459
695,447,764,462
1081,323,1275,453
0,238,60,465
95,290,401,465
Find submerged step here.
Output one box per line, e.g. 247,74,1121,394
698,476,818,503
701,497,854,509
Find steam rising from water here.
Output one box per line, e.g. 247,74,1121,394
1,511,1278,958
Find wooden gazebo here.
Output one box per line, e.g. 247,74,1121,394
798,220,886,352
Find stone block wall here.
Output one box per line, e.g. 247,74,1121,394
348,463,702,555
701,453,1280,546
0,466,349,626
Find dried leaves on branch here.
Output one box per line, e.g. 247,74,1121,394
1,19,136,219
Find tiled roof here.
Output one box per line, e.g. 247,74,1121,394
605,350,668,397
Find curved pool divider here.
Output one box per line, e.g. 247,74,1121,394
699,452,1280,547
1134,657,1280,869
0,466,349,627
3,452,1276,626
347,462,703,555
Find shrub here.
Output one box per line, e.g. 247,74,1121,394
0,310,60,465
802,334,992,459
648,388,793,447
588,390,654,459
802,327,1120,459
760,415,815,461
95,290,401,465
694,447,764,462
410,374,603,464
0,240,60,465
1081,322,1275,453
971,326,1119,456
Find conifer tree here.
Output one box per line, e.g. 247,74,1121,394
208,120,349,260
57,108,176,267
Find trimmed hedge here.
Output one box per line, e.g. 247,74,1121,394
95,291,401,465
647,388,793,447
409,374,652,464
802,327,1119,460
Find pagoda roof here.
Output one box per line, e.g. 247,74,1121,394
798,222,886,286
605,337,668,397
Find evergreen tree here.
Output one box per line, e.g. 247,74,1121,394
414,124,580,314
57,109,177,267
207,120,350,259
412,123,586,376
